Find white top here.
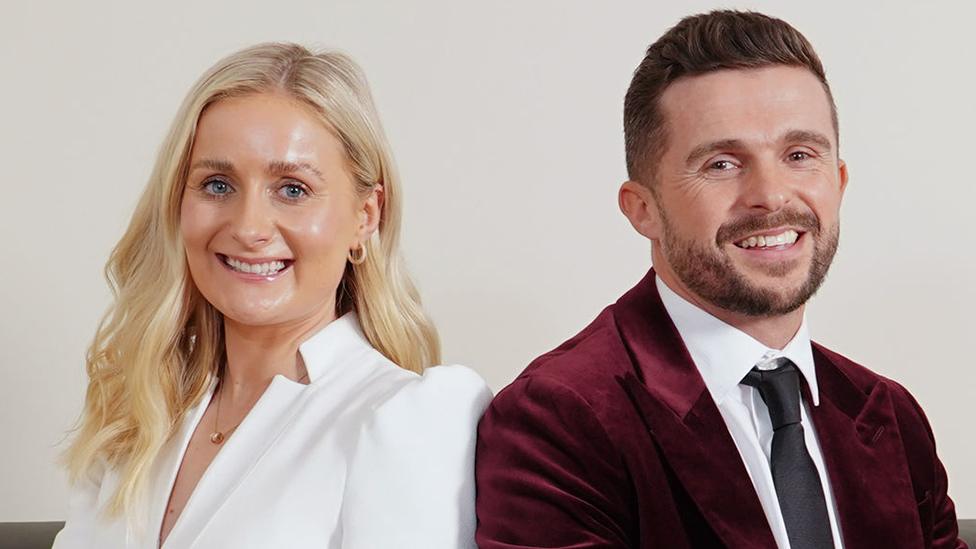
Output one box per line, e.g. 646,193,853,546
656,277,845,549
53,313,493,549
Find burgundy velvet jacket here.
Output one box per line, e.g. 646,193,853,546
476,270,966,548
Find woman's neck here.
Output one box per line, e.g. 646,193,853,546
220,309,336,399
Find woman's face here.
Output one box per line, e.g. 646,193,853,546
180,93,380,328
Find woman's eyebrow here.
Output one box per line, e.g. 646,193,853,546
189,158,235,173
268,160,325,181
187,159,326,182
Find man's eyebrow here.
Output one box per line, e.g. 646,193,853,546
685,139,745,166
268,160,325,181
685,130,834,166
783,129,833,152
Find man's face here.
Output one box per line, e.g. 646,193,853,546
644,65,847,316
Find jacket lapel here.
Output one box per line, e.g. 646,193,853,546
613,270,777,549
809,345,925,549
159,377,311,549
143,379,216,548
157,314,373,549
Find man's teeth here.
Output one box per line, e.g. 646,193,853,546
736,229,800,249
223,257,287,275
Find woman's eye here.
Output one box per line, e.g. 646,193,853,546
203,179,231,195
279,183,307,200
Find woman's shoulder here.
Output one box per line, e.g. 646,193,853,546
369,364,493,427
301,314,488,398
342,366,491,547
339,366,491,546
333,362,492,460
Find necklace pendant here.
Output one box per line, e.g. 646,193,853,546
210,431,225,444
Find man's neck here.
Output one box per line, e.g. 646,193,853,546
655,269,804,351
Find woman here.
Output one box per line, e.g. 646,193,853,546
54,43,491,548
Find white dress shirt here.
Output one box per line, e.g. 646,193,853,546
656,277,845,549
53,312,492,549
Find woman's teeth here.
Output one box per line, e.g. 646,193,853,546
736,229,799,249
223,256,287,275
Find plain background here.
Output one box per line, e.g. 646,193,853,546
1,0,973,522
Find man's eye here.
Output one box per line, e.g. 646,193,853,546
279,183,307,199
203,179,231,195
709,160,737,170
788,151,812,161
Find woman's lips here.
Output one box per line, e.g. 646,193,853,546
216,253,294,280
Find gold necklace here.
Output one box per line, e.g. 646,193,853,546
210,371,309,445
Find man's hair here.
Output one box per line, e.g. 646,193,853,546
623,10,838,183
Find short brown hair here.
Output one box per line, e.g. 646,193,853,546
623,10,838,182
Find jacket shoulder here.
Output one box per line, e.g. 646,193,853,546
485,305,640,458
516,306,633,399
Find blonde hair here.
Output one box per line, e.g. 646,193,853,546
64,43,441,516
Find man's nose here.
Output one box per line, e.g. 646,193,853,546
740,159,790,212
230,192,275,249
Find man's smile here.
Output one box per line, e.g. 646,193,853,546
734,229,802,249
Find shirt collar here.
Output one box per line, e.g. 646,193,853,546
655,275,820,406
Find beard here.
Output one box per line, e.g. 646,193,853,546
658,208,839,317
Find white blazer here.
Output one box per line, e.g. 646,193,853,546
53,313,493,549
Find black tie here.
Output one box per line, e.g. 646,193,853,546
741,358,835,549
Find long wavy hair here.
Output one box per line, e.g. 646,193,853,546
64,42,441,516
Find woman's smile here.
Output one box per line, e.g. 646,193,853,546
216,253,295,280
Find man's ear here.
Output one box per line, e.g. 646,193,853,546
619,180,663,241
838,158,849,196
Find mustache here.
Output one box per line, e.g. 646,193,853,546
716,210,820,245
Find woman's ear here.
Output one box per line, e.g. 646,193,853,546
618,180,663,242
357,184,384,242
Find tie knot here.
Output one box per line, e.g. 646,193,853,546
741,357,802,430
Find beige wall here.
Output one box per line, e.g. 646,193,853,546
1,0,973,521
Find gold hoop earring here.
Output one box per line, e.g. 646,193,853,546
348,242,367,265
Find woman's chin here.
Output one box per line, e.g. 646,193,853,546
213,300,292,328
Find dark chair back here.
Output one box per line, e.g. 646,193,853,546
0,522,63,549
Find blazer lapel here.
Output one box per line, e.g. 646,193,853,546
143,379,216,548
809,346,925,549
161,377,310,548
159,314,373,548
614,270,777,549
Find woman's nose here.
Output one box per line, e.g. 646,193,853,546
229,194,275,249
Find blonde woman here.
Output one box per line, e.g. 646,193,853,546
54,43,491,549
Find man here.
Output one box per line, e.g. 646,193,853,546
475,10,965,549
